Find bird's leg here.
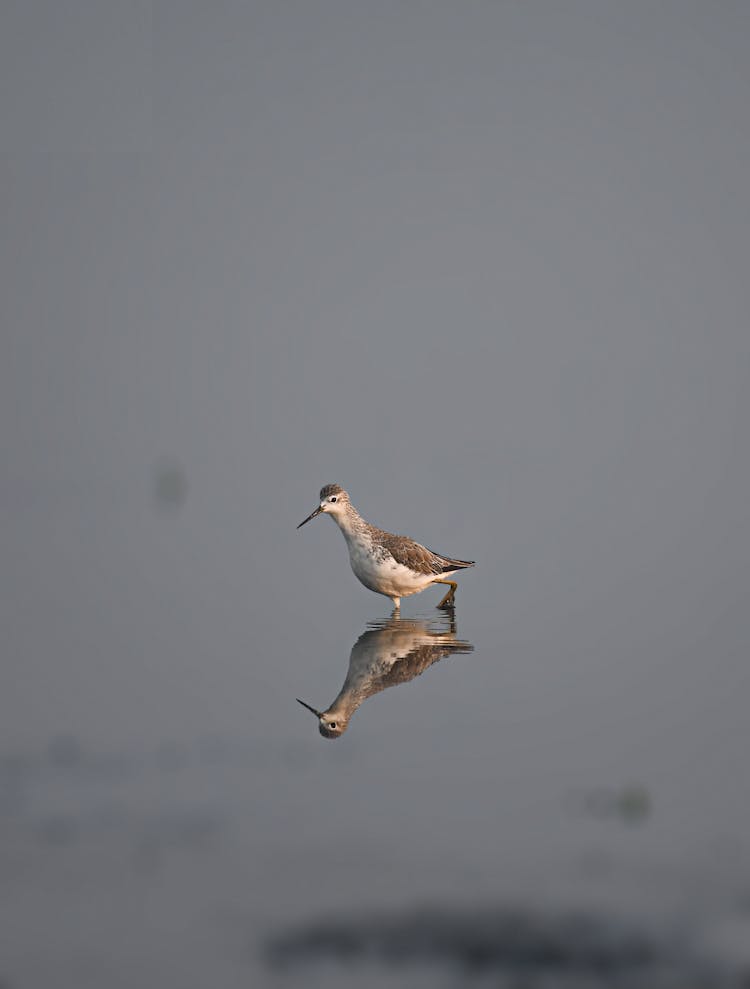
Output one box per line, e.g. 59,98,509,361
433,579,458,610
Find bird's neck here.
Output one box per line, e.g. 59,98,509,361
323,692,360,723
331,506,369,539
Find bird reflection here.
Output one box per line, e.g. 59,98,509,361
297,615,474,738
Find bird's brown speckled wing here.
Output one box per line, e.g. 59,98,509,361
376,531,474,575
373,638,474,686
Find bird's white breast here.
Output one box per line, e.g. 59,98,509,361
344,532,434,597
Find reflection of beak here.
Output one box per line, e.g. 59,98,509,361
296,698,323,718
297,506,323,529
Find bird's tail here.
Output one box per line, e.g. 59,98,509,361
438,556,475,572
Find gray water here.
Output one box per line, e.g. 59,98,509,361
2,3,749,986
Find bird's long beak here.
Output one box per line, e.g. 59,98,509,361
297,505,323,529
296,698,323,718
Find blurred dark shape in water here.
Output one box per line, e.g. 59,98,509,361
265,904,742,987
570,784,653,826
152,457,188,514
297,614,473,738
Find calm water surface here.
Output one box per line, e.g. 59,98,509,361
3,4,749,985
1,489,748,987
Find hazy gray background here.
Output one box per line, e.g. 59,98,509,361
1,2,749,986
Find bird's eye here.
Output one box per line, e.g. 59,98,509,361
329,496,337,503
329,722,337,729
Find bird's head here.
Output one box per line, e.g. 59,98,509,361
297,483,351,528
296,698,348,739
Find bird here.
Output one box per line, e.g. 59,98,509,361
296,614,474,738
297,483,474,610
